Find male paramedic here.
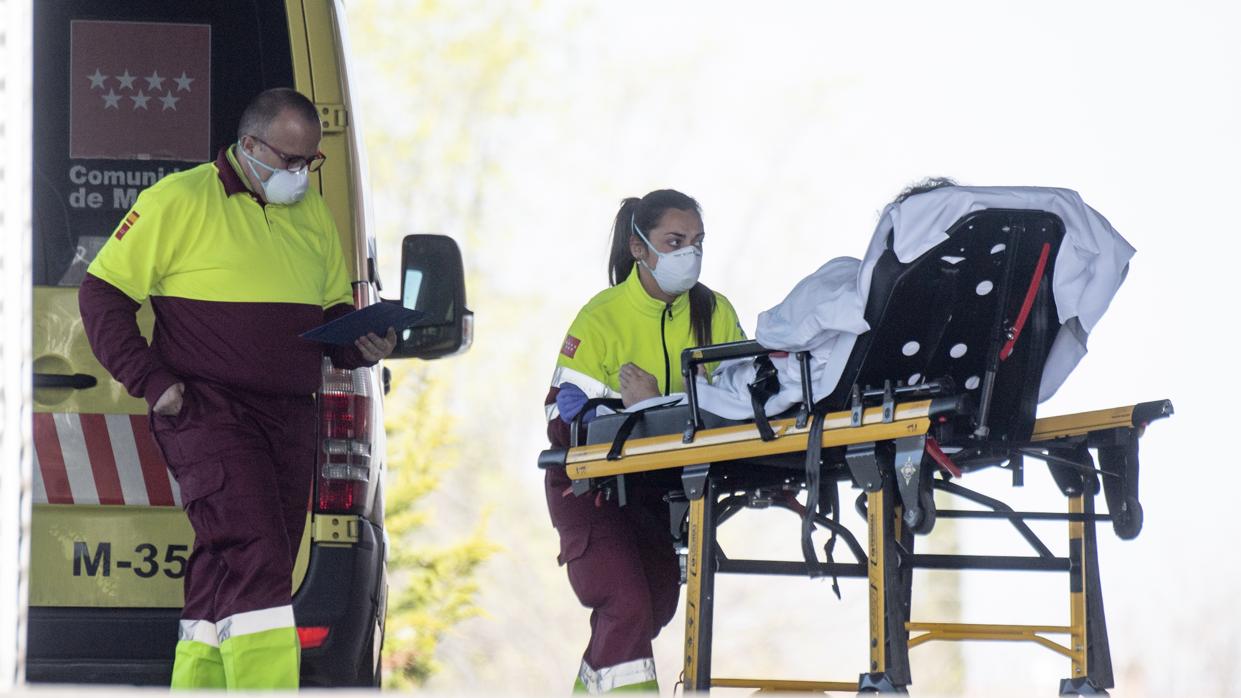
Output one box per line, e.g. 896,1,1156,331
78,87,395,690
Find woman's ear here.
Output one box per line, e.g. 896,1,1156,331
629,234,648,262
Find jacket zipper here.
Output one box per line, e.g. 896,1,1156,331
661,303,672,396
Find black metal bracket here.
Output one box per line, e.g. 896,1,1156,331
858,672,907,693
849,380,955,428
667,495,689,542
882,380,895,423
681,464,710,501
850,384,864,427
846,442,884,492
892,435,930,532
1059,677,1110,696
1096,432,1143,540
571,477,591,497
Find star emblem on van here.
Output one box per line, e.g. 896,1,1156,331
174,71,194,92
70,21,211,160
115,69,137,90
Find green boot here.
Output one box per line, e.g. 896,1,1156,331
171,621,226,689
610,679,659,692
217,607,301,690
171,639,227,689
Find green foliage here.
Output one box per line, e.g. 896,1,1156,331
347,0,556,687
379,363,497,688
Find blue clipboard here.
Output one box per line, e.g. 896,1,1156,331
300,302,426,346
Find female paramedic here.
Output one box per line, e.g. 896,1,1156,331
543,189,746,693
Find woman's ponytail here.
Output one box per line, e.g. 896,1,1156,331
608,197,643,286
688,283,716,348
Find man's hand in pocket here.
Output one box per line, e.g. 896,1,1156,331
154,382,185,416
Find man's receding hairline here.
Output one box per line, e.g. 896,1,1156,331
236,88,321,142
240,106,321,140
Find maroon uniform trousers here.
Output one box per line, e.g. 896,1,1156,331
544,464,681,672
151,379,316,624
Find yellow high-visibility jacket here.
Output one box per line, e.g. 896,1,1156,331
546,266,746,426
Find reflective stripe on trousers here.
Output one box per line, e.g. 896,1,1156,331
172,606,299,690
577,657,658,693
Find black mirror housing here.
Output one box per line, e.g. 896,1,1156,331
387,234,472,360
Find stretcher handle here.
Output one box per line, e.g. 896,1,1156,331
569,397,625,447
681,339,775,443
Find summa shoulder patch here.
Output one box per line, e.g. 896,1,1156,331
561,334,581,358
114,211,140,240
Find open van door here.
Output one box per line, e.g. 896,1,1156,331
30,0,471,686
29,1,311,684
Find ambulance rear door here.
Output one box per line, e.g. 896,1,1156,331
29,0,311,683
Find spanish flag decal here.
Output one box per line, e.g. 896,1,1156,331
115,211,140,240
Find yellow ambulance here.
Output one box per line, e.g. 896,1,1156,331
30,0,469,685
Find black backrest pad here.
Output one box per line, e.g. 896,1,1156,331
823,209,1065,442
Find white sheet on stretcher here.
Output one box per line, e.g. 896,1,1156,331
696,186,1135,420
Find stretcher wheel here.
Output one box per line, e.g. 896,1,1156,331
1111,495,1143,540
914,488,936,534
904,489,937,535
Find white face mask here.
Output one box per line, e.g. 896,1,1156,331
632,214,702,296
238,141,310,205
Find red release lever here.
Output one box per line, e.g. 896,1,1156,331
999,242,1052,362
926,437,962,478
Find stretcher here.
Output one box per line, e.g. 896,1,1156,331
539,207,1172,695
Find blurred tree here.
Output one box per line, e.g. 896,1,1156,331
379,362,496,687
345,0,558,688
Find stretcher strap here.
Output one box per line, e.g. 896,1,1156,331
797,406,842,596
604,400,672,461
825,479,841,598
605,409,647,461
801,408,827,581
748,355,781,442
999,242,1051,362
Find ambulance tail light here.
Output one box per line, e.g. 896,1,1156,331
317,359,372,514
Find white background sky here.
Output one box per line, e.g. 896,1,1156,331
352,1,1241,693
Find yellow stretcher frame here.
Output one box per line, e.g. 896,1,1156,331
564,400,934,481
563,399,1153,483
554,399,1168,694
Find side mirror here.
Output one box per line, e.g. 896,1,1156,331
388,234,473,360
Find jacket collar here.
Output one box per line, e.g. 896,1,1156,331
215,145,262,203
622,264,690,318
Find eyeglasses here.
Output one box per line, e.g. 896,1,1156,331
253,136,327,172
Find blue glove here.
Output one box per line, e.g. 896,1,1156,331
556,382,597,425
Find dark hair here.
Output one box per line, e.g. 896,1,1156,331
893,176,959,204
237,87,320,141
608,189,716,348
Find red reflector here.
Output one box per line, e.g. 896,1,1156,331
322,393,370,440
298,626,330,649
317,479,358,513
